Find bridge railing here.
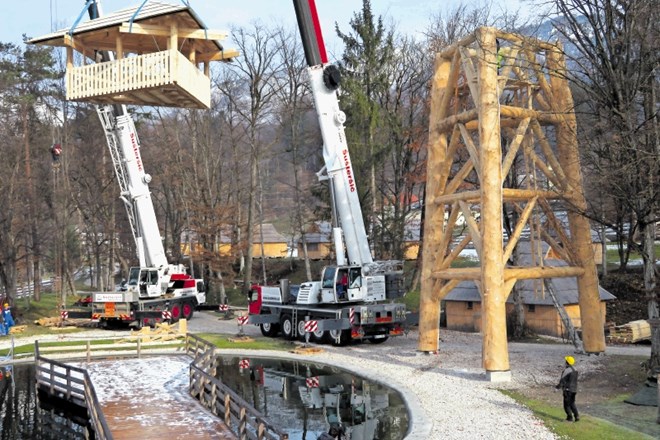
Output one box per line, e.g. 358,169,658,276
185,333,288,440
34,341,113,440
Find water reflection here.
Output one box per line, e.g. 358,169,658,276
0,364,92,440
215,356,409,440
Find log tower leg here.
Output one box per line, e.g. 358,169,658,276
548,45,605,353
477,28,510,380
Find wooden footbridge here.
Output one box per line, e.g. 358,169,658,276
34,334,288,440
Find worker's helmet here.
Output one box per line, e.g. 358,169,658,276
3,303,8,308
564,355,575,366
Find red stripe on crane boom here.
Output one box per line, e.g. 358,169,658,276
307,0,328,64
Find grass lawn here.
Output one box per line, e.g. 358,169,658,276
501,390,654,440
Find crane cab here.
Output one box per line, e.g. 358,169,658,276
319,266,386,303
127,266,162,299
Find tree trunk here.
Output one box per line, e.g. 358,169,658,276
242,154,257,295
643,220,659,375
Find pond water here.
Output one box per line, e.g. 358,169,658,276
0,356,408,440
0,364,93,440
215,355,409,440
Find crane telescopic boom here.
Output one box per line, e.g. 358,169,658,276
292,0,373,268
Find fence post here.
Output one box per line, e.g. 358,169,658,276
239,407,246,440
210,382,217,414
137,337,141,358
86,340,91,363
224,394,231,427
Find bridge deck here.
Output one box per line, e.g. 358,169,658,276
80,355,235,439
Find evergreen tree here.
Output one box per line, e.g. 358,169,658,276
335,0,395,239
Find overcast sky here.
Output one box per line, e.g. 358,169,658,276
2,0,528,56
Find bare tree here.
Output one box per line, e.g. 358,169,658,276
549,0,659,373
215,22,284,293
272,26,318,281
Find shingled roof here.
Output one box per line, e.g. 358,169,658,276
444,240,616,305
28,0,226,55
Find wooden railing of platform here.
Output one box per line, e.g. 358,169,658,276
185,334,289,440
34,341,113,440
66,49,211,108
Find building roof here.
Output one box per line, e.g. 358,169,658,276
254,223,288,244
28,1,226,55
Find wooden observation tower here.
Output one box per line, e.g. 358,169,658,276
29,1,238,109
418,27,605,381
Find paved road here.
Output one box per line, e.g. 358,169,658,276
188,310,262,337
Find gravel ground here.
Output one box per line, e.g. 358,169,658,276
2,311,650,440
192,312,650,440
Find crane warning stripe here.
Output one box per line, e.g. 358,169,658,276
237,316,249,325
304,320,318,333
306,376,320,388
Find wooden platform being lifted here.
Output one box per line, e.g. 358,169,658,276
28,1,239,109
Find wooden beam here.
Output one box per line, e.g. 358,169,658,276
197,49,241,62
530,120,570,187
438,33,477,60
444,158,475,196
433,267,481,280
504,266,585,281
440,233,472,270
116,34,124,60
435,189,481,205
438,52,462,123
436,279,462,301
119,23,228,41
502,197,538,263
432,109,478,135
419,53,453,353
458,123,481,182
520,135,565,189
438,202,461,260
459,200,482,258
66,46,73,70
458,46,479,103
501,117,530,177
63,34,88,58
494,30,558,51
476,27,509,374
168,23,178,51
438,126,463,193
499,105,563,124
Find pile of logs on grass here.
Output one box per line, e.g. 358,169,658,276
607,320,651,343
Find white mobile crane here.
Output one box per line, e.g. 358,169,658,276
60,0,205,327
247,0,407,344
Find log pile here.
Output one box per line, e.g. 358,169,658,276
607,320,651,343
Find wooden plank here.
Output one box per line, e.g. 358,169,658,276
119,23,229,41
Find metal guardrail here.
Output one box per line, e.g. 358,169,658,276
34,341,113,440
185,334,289,440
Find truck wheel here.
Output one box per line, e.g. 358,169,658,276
182,302,194,320
260,322,280,337
329,329,351,346
280,314,295,339
297,319,308,341
170,304,181,323
311,328,328,344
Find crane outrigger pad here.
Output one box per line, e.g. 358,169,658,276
28,1,238,109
